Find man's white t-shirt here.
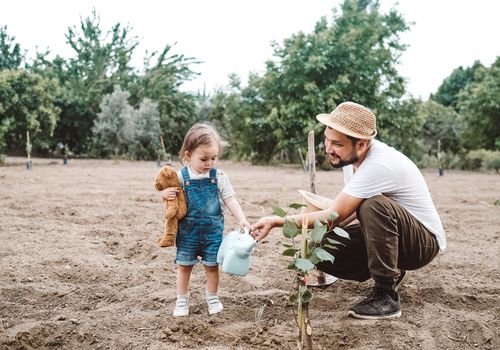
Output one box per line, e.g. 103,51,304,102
177,166,235,213
342,140,446,251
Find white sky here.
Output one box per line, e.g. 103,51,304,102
1,0,499,99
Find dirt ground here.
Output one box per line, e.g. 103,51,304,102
1,157,499,350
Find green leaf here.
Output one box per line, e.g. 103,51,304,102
287,261,296,270
333,227,350,239
289,293,299,304
282,243,294,248
301,290,313,303
309,253,321,265
329,212,339,222
323,244,339,250
282,248,297,257
313,219,322,228
283,220,299,238
326,238,345,246
315,248,335,263
310,224,327,243
289,202,307,210
272,206,287,217
294,258,315,273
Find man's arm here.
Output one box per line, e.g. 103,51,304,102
251,191,364,240
291,191,363,228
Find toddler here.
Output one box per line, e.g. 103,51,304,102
162,123,249,317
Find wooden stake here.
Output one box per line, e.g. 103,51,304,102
160,135,166,152
437,139,443,176
307,131,316,194
308,130,333,286
26,131,32,170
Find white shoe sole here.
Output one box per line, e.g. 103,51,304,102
173,309,189,317
208,304,223,315
346,309,401,320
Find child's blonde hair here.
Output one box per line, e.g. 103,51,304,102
179,123,228,164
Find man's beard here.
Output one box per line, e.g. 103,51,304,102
329,150,359,169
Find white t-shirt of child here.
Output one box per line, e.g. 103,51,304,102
342,140,446,251
178,166,235,213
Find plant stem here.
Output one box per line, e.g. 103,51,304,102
298,211,313,349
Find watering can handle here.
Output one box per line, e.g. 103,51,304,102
240,227,258,243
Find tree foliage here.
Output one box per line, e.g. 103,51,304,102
1,4,497,166
216,74,278,163
131,98,161,159
224,0,411,161
420,100,463,155
130,44,199,155
0,70,60,152
431,61,483,110
30,10,139,153
92,86,134,157
0,26,23,70
457,57,500,150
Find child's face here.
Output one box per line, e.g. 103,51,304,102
186,143,219,174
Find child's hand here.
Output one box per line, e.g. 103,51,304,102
161,187,180,200
239,219,251,233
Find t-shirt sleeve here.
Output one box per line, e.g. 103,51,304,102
342,162,398,199
177,170,184,188
217,170,235,200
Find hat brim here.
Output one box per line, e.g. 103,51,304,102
298,190,334,211
316,114,377,140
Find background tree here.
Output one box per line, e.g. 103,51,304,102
457,57,500,150
0,26,23,70
0,70,60,153
218,73,278,163
246,0,411,161
130,44,199,155
431,61,483,110
92,86,134,157
375,98,427,161
130,98,161,160
30,10,139,153
419,100,463,155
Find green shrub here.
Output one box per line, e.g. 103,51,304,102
462,149,500,171
417,152,462,170
486,155,500,173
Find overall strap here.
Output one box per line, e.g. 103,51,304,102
209,168,217,180
181,166,191,182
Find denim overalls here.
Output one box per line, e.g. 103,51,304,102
175,167,224,266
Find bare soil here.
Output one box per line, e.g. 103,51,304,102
1,158,499,349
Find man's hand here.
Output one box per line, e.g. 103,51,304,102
250,216,283,241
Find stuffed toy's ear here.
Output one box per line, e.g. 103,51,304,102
155,169,167,191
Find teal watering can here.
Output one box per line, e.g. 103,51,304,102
217,228,258,276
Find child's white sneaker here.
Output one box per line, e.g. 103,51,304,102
173,294,189,317
206,292,223,315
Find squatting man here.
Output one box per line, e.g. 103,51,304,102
251,101,446,319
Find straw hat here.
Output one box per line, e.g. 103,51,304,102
298,190,334,211
316,101,377,140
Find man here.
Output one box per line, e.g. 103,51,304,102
250,101,445,320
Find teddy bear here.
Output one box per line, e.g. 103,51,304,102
154,165,188,247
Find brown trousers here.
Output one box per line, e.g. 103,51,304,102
316,195,440,290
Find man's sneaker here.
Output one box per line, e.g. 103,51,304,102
347,288,401,320
206,293,223,315
395,270,408,291
173,295,189,317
